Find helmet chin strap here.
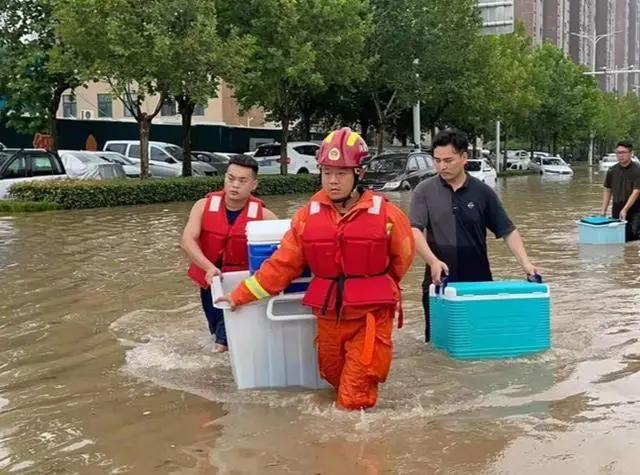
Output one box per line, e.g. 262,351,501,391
331,169,363,208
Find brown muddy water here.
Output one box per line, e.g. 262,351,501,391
1,168,639,474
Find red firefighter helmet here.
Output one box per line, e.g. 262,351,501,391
317,127,369,168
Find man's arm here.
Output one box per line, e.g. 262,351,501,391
503,229,537,276
601,188,612,216
620,189,640,220
263,208,278,220
218,209,308,309
181,199,220,281
385,205,415,284
411,227,449,283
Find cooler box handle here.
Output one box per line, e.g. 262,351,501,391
211,276,229,309
266,294,315,322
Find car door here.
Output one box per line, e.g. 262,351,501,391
405,155,422,188
0,153,29,199
482,159,497,187
292,144,320,174
415,154,434,184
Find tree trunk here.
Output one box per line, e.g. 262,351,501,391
472,138,477,158
359,114,370,143
281,115,289,175
139,115,151,179
47,86,66,151
376,125,385,155
552,133,558,156
301,112,312,141
179,99,195,177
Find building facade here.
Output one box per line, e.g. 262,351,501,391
515,0,640,94
56,82,268,127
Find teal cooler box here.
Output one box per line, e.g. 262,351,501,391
246,219,310,294
577,216,626,244
429,280,551,360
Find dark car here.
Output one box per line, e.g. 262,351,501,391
192,151,230,175
361,152,435,191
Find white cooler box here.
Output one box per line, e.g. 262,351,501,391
212,271,327,390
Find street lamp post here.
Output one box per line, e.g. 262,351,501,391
571,30,622,167
412,58,421,151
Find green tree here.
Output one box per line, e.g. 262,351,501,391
0,0,81,149
526,43,599,156
162,0,251,176
218,0,371,174
56,0,246,178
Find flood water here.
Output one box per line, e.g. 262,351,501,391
1,167,639,474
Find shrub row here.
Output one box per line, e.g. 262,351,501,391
0,200,64,213
8,175,321,210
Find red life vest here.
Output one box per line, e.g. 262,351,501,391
300,193,398,316
187,191,264,288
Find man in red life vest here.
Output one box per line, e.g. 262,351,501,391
181,154,277,352
216,129,415,409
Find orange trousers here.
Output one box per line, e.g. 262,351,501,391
316,309,394,410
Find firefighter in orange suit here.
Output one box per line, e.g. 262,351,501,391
215,128,415,410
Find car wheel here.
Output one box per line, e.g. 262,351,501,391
297,168,309,174
401,180,412,191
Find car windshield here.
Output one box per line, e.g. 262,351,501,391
542,158,564,166
465,161,482,171
368,155,407,173
165,145,185,161
604,156,617,162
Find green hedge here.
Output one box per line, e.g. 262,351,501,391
8,175,321,210
0,200,64,213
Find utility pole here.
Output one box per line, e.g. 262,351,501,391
412,58,421,151
571,30,622,167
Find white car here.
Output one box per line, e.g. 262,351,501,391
58,150,127,179
0,149,67,199
466,158,497,187
534,156,573,176
103,140,214,176
599,154,618,173
253,141,320,174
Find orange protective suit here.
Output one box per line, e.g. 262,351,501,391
230,189,415,410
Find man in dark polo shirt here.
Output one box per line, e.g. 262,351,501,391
409,128,538,342
601,140,640,241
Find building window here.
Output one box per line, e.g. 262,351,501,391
62,95,77,118
97,94,113,118
161,98,177,116
123,93,138,117
193,104,205,116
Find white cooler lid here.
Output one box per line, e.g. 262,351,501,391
247,219,292,242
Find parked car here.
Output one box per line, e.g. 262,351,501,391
532,155,574,175
192,151,230,175
0,149,67,199
58,150,126,179
103,141,214,176
361,152,435,191
91,151,150,178
466,158,497,187
599,154,617,173
253,141,320,174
